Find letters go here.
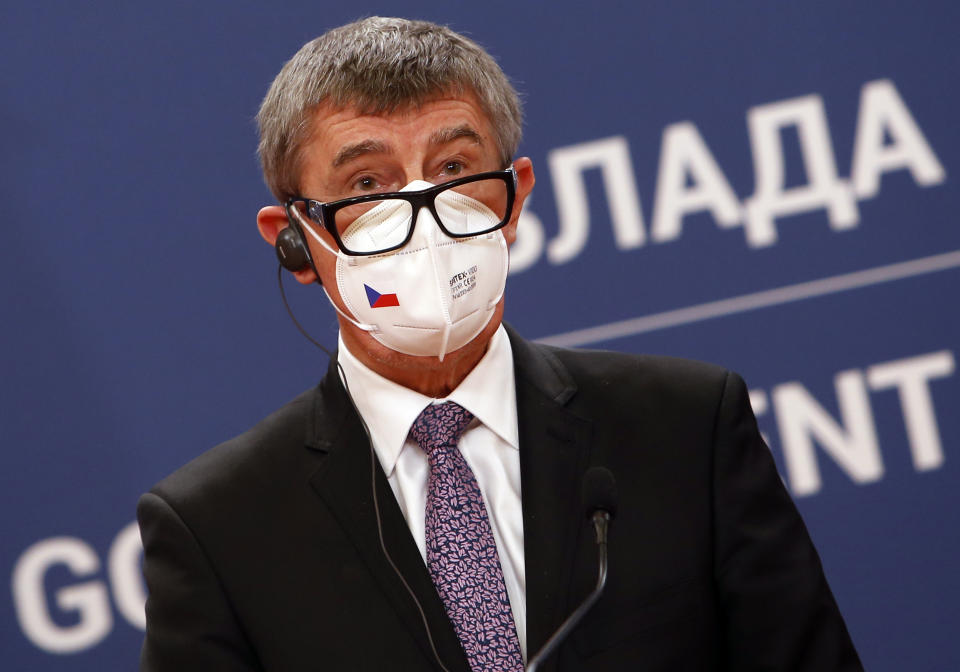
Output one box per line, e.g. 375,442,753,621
12,522,145,654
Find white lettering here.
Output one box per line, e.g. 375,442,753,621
651,121,742,242
547,136,644,264
851,79,946,199
108,522,147,630
12,537,112,654
749,388,769,416
773,370,883,496
743,94,858,247
867,350,955,471
748,388,772,448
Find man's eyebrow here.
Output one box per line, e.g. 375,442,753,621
332,139,392,168
429,125,484,147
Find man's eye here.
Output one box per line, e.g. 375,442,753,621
354,176,379,191
442,161,464,176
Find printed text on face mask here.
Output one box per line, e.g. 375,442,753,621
450,266,479,300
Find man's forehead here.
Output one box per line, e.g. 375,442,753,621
330,125,484,168
310,92,491,139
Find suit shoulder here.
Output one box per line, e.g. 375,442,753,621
147,387,318,509
544,343,732,391
530,343,746,427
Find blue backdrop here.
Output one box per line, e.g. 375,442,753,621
3,2,958,670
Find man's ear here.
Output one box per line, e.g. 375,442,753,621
502,157,535,246
256,205,319,285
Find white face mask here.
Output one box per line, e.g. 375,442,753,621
301,180,509,361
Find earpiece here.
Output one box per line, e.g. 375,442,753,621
275,226,311,272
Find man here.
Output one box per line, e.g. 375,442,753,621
138,16,862,671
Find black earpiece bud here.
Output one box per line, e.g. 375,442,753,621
275,226,311,272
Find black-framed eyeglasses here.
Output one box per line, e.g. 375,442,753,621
286,167,517,256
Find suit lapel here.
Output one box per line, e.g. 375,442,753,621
507,328,594,671
305,360,471,672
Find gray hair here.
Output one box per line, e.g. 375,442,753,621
257,17,523,202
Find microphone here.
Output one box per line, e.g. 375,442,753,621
526,467,618,672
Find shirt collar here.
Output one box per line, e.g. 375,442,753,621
336,325,518,478
446,326,518,451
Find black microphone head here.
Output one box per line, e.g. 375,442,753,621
581,466,618,519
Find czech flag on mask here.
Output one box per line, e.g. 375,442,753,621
364,284,400,308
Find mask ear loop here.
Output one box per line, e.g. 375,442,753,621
321,284,381,335
289,198,361,266
277,264,335,358
288,206,379,334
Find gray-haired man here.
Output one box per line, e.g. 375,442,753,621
138,16,861,671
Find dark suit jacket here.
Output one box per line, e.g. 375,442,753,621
138,328,862,671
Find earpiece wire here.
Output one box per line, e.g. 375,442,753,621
277,265,451,672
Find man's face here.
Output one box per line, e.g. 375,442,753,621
289,90,534,373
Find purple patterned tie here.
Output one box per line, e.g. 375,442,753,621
410,402,524,672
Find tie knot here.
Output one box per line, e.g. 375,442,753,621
410,401,475,455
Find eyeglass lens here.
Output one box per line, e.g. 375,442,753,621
336,177,509,254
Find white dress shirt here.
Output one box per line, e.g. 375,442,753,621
337,325,527,657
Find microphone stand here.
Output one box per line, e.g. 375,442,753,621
525,510,610,672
